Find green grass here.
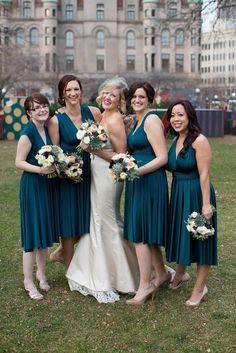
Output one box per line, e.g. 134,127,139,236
0,137,236,353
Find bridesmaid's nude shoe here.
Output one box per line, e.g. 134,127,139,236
169,273,190,290
36,273,50,292
185,286,208,307
24,281,44,301
126,284,156,305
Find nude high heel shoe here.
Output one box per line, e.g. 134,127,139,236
24,281,44,301
185,286,208,307
36,272,50,292
126,284,156,305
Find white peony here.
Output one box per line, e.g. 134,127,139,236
83,136,90,144
76,130,86,140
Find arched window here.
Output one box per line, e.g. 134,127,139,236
176,29,184,46
96,30,104,48
30,28,39,46
127,30,135,48
66,30,74,48
161,29,170,47
15,28,24,46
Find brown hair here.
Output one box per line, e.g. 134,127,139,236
24,93,49,120
58,74,83,106
127,81,155,112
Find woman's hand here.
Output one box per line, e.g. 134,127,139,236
40,166,55,175
202,204,213,220
79,141,90,151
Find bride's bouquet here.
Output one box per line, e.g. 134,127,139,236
185,208,216,240
76,119,108,153
35,145,66,178
109,153,138,182
59,153,83,183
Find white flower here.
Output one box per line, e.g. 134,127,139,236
197,226,209,235
76,130,86,140
47,155,54,163
190,212,198,218
42,159,52,168
83,136,90,144
120,172,127,180
58,153,67,162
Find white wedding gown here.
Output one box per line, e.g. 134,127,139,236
66,140,139,303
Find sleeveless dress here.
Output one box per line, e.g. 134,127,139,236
19,121,59,252
57,105,94,237
124,111,169,245
166,138,218,266
66,138,139,303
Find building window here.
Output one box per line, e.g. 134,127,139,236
66,4,73,20
161,53,170,72
4,36,9,46
66,55,74,71
127,30,135,48
53,27,56,34
53,36,56,45
45,8,50,17
191,53,195,73
144,9,148,17
23,1,31,18
31,54,40,72
45,53,50,72
161,29,170,47
96,55,104,71
127,55,135,70
45,36,50,45
175,54,184,73
96,4,104,20
45,27,50,34
53,53,57,72
30,28,39,46
15,28,24,46
176,29,184,47
151,9,155,17
168,2,177,17
96,30,105,48
127,4,135,20
66,31,74,47
191,28,197,46
151,36,155,46
151,53,155,69
52,9,56,17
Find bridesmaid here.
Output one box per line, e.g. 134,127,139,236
124,81,171,305
48,75,101,267
15,93,59,300
166,99,217,306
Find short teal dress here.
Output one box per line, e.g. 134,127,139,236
166,138,218,266
20,122,59,252
57,105,94,237
124,112,169,245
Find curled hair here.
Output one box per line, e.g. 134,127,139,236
24,93,49,120
127,81,155,112
166,99,201,156
58,74,83,106
96,76,128,114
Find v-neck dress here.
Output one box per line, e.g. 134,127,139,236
19,121,59,252
57,105,94,237
124,111,169,245
166,138,217,266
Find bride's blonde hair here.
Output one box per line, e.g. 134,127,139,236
96,76,128,114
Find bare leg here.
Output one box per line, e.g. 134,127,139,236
50,236,79,265
61,237,76,268
187,264,210,302
151,245,171,288
171,264,188,287
23,250,43,300
36,248,48,282
131,243,153,300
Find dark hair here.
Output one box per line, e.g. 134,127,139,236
58,74,83,106
166,99,201,156
127,81,155,112
24,93,49,120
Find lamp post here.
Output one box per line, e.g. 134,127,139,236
195,88,200,108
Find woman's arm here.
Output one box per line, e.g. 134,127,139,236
15,135,55,175
48,116,60,145
137,115,168,176
193,134,213,219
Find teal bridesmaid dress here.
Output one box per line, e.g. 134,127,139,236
166,138,218,266
124,111,168,245
57,105,94,237
20,121,59,252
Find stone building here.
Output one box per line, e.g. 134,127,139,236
0,0,201,101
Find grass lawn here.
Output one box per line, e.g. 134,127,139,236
0,136,235,353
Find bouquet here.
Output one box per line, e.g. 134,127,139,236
76,119,108,153
185,208,216,240
35,145,66,178
109,153,138,182
59,153,83,183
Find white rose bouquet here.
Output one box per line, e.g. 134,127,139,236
109,153,138,182
185,207,216,240
76,119,108,153
35,145,66,178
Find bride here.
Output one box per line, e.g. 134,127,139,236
66,77,139,303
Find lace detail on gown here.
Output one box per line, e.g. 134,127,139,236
68,280,120,304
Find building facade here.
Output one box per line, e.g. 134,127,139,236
0,0,201,100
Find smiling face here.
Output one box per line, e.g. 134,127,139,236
170,104,189,135
27,101,49,124
131,88,149,114
64,80,82,106
101,88,120,112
